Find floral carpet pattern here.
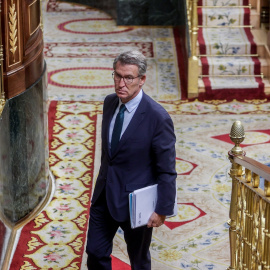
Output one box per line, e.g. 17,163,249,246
9,1,270,269
11,98,270,270
198,0,265,100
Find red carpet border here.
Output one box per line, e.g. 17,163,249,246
10,101,98,269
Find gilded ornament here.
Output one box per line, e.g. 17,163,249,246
229,120,245,155
187,0,199,98
0,45,5,113
265,180,270,196
40,0,44,32
9,0,18,62
0,96,5,114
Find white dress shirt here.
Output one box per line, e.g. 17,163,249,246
109,90,143,147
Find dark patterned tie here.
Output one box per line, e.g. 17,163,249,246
111,104,126,154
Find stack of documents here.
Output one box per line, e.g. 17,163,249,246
129,184,177,229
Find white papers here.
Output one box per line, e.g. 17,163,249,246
129,184,177,229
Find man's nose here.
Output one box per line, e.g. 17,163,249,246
119,77,126,86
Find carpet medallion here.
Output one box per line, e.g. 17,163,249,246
43,1,181,101
57,18,134,35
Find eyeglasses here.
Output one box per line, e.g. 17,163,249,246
112,71,141,85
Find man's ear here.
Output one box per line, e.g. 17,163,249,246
139,75,146,87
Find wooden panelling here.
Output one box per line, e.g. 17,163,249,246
29,0,40,35
1,0,44,99
3,0,22,69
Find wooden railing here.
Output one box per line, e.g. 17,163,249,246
228,121,270,269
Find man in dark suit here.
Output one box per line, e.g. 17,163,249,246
86,50,176,270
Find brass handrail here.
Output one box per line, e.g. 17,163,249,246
198,5,252,8
198,25,253,28
199,54,259,57
228,121,270,269
199,73,264,78
0,2,5,114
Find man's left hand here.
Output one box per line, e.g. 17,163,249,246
147,212,166,228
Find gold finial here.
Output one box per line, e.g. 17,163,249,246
229,120,245,155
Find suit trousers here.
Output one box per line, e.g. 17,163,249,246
86,189,153,270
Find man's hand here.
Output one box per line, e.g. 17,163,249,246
147,212,166,228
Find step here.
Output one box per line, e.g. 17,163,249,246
198,77,270,97
197,6,260,29
196,29,268,57
198,56,268,77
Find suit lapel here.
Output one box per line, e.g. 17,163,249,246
103,96,119,157
111,92,148,158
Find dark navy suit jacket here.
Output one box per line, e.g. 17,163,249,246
91,91,177,222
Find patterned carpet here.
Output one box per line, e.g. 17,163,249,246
9,1,270,269
44,0,181,102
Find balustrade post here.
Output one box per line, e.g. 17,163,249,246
264,204,270,268
186,0,191,35
188,0,199,99
227,121,246,270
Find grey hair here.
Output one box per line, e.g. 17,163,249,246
113,51,147,76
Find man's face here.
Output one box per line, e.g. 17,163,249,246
113,62,146,103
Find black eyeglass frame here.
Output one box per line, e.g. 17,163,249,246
112,71,141,85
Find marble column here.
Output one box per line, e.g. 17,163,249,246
0,64,48,268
